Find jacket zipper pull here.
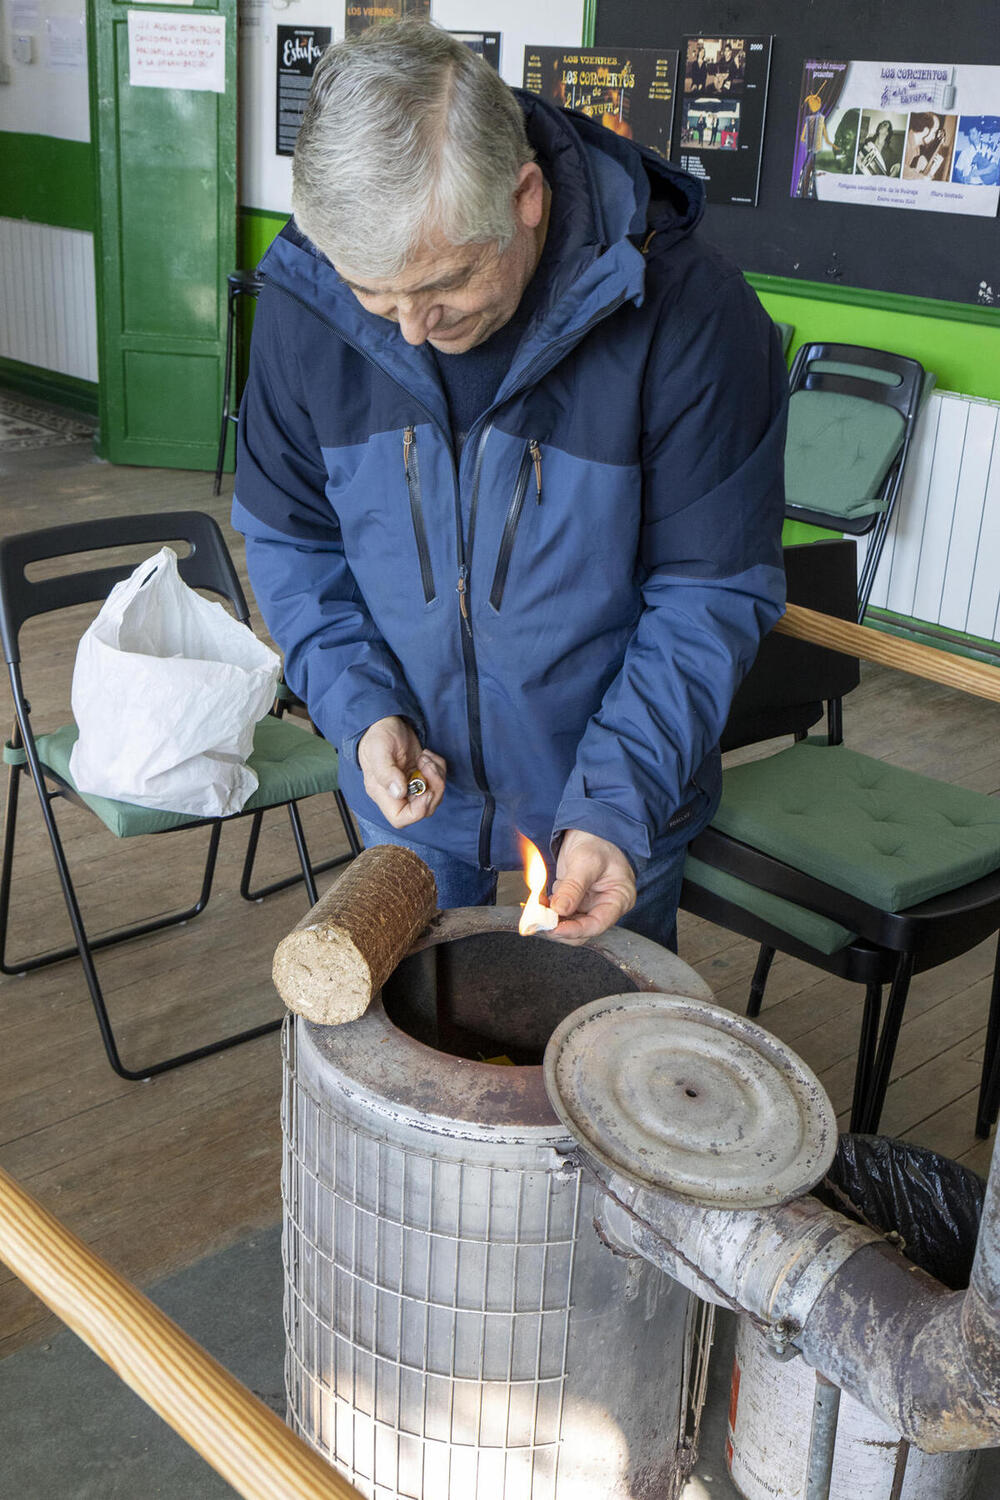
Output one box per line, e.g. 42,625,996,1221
403,425,414,477
530,439,542,503
457,565,470,623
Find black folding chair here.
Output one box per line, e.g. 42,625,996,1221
681,539,1000,1137
783,343,928,621
0,511,361,1081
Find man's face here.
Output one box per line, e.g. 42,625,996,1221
336,163,546,355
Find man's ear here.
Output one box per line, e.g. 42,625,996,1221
512,162,546,231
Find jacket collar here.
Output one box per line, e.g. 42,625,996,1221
260,93,704,422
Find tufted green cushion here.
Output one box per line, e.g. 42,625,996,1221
785,389,905,520
32,714,341,838
713,742,1000,913
684,854,857,955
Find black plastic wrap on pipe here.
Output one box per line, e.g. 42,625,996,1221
814,1135,986,1291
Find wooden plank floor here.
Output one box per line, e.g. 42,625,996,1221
0,406,997,1362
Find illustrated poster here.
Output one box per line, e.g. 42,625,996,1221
452,32,501,72
276,26,331,157
674,35,773,206
522,46,678,160
345,0,429,36
791,60,1000,217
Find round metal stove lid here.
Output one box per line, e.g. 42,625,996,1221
543,993,837,1208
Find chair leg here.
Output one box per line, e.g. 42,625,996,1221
5,765,278,1080
746,945,776,1018
1,780,221,975
856,953,915,1135
975,937,1000,1139
239,791,360,904
848,983,883,1135
857,506,896,624
338,790,364,857
213,283,237,496
0,754,24,972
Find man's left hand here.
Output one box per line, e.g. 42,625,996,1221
546,829,636,945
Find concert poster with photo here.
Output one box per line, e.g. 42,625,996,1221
452,32,501,72
790,59,1000,216
275,26,331,157
344,0,429,37
522,46,678,161
673,35,773,206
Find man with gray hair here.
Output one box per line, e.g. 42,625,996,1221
233,20,786,947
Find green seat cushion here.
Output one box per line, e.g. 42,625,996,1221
713,742,1000,913
32,714,341,838
785,389,905,520
684,854,857,955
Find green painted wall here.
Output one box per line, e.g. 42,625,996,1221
751,275,1000,402
239,206,287,273
1,133,95,231
237,209,999,404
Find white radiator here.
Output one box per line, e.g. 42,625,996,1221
0,217,99,384
866,390,1000,645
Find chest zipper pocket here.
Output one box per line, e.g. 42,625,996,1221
489,439,542,612
403,426,437,605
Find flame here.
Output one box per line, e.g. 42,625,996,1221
518,836,558,935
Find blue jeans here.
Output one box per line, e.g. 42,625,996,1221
352,810,707,955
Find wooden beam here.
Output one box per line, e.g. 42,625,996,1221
776,604,1000,706
0,1164,361,1499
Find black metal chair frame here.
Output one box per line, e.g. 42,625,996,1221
681,538,1000,1138
784,342,926,622
0,511,361,1082
213,269,264,497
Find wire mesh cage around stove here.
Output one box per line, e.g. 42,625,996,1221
283,1012,701,1500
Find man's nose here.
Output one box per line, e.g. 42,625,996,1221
396,298,441,346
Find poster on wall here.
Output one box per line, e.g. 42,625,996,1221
275,26,331,157
452,31,501,71
521,46,678,160
791,60,1000,217
674,35,773,206
345,0,429,36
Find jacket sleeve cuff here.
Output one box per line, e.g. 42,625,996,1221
551,798,652,875
309,687,427,767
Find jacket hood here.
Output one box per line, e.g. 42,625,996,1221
517,90,704,254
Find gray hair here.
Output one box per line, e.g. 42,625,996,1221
291,20,535,279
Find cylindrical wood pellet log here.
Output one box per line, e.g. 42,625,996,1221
0,1164,362,1500
272,843,437,1026
776,603,1000,706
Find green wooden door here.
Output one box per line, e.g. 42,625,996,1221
88,0,236,468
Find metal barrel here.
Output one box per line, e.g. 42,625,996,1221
281,909,714,1500
727,1317,982,1500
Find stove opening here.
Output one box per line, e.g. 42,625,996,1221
381,931,640,1064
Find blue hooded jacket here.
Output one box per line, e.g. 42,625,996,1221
232,94,787,875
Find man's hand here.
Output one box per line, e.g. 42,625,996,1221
547,829,636,945
357,716,446,828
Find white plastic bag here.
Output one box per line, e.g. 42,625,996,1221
68,546,281,817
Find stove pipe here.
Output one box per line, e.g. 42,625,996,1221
588,1137,1000,1454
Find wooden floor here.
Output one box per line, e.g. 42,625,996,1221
0,407,997,1361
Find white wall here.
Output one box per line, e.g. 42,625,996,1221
0,0,89,140
238,0,585,213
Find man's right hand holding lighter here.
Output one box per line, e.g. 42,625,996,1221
358,715,447,827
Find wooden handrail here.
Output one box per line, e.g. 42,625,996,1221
0,1164,362,1500
776,604,1000,706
